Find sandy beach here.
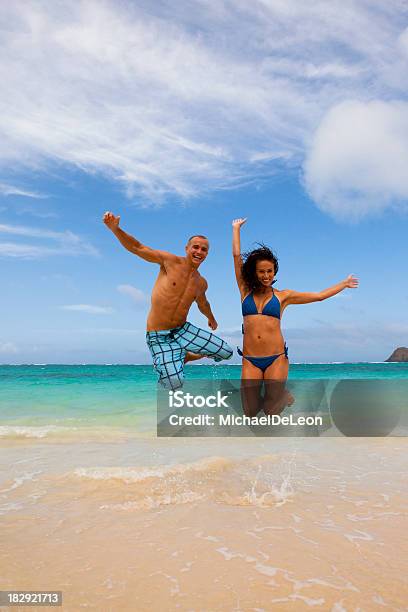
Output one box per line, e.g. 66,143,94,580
1,435,407,610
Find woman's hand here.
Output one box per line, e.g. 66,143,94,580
344,274,359,289
232,218,247,229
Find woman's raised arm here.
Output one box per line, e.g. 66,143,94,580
232,218,247,296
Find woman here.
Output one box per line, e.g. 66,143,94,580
232,218,358,415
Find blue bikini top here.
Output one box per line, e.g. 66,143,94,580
241,289,281,319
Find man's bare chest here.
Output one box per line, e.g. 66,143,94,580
157,266,202,299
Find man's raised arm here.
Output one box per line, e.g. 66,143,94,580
103,211,170,265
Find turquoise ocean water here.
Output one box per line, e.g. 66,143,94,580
2,364,407,609
1,363,407,436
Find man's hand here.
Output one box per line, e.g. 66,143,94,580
232,218,247,229
344,274,359,289
103,211,121,231
208,317,218,331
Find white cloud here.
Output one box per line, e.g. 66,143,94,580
398,27,408,56
117,284,147,304
0,1,407,214
0,182,46,199
304,100,408,219
0,243,64,258
286,321,408,353
0,223,98,258
61,304,114,315
0,342,19,354
14,206,57,219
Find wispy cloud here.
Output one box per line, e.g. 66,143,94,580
0,182,46,199
0,223,98,259
60,304,114,315
0,243,66,258
14,206,57,219
0,342,19,354
0,1,407,216
117,284,147,304
286,321,408,358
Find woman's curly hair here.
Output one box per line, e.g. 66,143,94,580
241,244,279,291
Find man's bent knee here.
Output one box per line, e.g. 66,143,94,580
214,342,233,362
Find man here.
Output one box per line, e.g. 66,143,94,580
103,212,233,389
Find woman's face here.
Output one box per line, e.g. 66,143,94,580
255,259,275,287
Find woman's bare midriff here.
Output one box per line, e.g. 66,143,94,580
242,315,285,356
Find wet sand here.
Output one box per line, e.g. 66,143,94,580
1,437,407,610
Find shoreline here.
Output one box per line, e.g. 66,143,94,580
1,436,407,609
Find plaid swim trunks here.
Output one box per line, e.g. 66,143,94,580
146,321,233,390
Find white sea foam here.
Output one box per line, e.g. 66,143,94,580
0,425,64,438
73,456,232,483
99,490,205,510
0,501,24,515
0,470,42,493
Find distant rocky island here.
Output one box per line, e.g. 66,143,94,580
385,347,408,362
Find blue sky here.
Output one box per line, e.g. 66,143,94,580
1,1,408,363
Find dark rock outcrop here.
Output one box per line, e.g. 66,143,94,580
385,347,408,362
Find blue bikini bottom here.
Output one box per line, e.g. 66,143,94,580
237,344,288,373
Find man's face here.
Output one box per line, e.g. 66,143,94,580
185,237,209,268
